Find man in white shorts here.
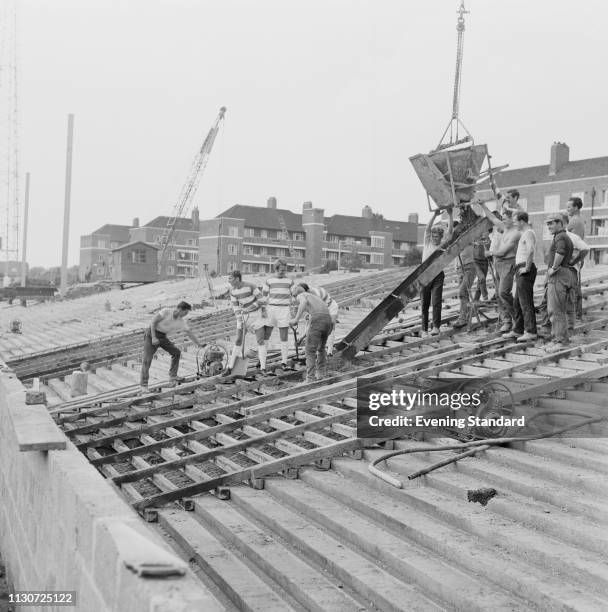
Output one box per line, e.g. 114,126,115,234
263,259,294,367
296,282,339,355
224,270,270,375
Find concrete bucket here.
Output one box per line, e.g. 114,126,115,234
410,143,488,209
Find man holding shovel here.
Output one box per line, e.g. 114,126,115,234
223,270,270,376
290,286,332,383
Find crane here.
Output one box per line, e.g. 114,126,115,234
158,106,226,274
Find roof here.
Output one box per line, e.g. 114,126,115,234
325,214,418,243
478,155,608,190
218,205,303,232
218,205,418,242
91,224,132,239
111,241,160,252
144,216,197,231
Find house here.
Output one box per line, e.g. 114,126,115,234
110,242,160,283
79,223,131,281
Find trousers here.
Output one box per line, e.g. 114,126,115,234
305,313,332,380
494,258,516,326
420,271,445,331
513,264,537,334
547,267,576,344
140,329,181,386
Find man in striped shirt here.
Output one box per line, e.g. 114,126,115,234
296,282,339,355
224,269,269,375
263,259,294,367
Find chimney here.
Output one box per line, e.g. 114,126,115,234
408,213,419,224
267,197,277,209
191,206,200,228
302,201,313,211
549,142,569,176
362,205,373,219
132,217,139,228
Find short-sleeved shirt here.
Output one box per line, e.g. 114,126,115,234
547,229,574,269
567,215,585,239
309,285,333,306
262,276,294,307
515,228,536,266
230,282,264,323
155,308,188,334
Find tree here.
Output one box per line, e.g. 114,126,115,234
340,252,363,270
320,259,338,273
401,246,423,267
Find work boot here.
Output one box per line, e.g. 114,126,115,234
420,330,430,338
430,326,440,336
498,323,512,333
502,330,519,339
170,376,185,383
517,332,537,342
452,320,467,329
139,385,149,394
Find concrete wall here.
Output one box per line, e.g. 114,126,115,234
0,368,214,611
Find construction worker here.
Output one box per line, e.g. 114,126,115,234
140,301,205,393
420,207,453,336
452,218,477,330
504,211,537,341
497,189,524,216
485,208,521,333
224,270,269,375
263,259,293,367
296,282,339,355
544,214,576,352
538,213,589,337
290,286,332,383
566,197,585,320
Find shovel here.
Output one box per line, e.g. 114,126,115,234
231,322,249,377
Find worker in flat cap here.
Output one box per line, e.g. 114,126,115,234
544,213,576,352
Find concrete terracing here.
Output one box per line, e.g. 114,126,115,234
2,265,608,610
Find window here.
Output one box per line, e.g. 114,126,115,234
292,232,303,241
260,247,267,256
542,224,552,240
327,252,338,261
228,226,239,238
131,250,147,264
371,236,385,248
327,235,339,243
228,244,238,255
260,229,267,238
98,254,104,262
187,239,196,246
243,263,252,273
244,227,254,238
97,240,107,249
544,194,560,212
243,246,254,255
371,253,384,265
518,198,528,211
167,266,175,275
110,242,120,249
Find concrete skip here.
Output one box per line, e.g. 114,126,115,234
0,366,221,611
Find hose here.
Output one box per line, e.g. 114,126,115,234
368,409,607,488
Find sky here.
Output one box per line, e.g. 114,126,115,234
5,0,608,266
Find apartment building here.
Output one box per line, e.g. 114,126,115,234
199,198,419,275
477,143,608,264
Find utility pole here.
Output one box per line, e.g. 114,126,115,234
61,114,74,293
20,171,29,286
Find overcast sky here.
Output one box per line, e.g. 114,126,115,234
7,0,608,266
